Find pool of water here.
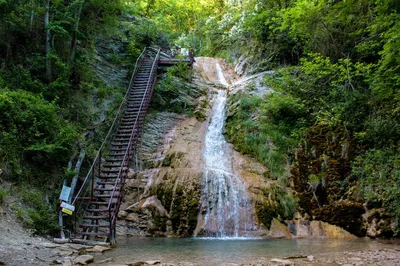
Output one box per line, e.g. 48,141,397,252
98,237,389,265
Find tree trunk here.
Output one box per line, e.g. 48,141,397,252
30,0,35,33
69,0,84,64
68,149,86,203
45,0,52,81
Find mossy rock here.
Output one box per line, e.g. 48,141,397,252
313,201,366,236
194,109,206,122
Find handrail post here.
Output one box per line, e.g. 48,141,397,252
90,164,94,200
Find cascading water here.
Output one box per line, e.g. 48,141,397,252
198,62,256,238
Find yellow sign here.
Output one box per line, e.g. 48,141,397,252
62,208,73,215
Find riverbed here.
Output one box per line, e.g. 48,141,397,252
95,237,400,265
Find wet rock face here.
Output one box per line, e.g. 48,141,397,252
291,125,366,236
291,124,395,237
117,111,205,237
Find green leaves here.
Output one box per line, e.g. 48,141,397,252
0,90,80,180
352,149,400,234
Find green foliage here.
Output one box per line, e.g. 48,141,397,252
256,183,297,228
226,91,305,179
0,188,7,204
352,149,400,234
0,89,81,182
16,188,58,235
151,64,203,115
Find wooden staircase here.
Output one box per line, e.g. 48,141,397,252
70,48,161,244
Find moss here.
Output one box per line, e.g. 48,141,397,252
169,184,200,236
149,182,174,213
0,188,7,204
162,154,172,167
255,184,297,229
147,205,167,234
313,201,366,236
194,109,206,122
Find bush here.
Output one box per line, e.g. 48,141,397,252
16,188,58,235
0,89,81,181
226,91,305,179
352,149,400,235
256,183,297,228
0,188,7,204
151,64,203,115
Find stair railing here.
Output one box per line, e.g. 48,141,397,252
69,47,148,237
107,48,161,242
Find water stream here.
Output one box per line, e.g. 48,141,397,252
198,63,256,237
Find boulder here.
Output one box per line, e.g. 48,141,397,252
269,218,292,239
74,255,94,265
86,245,111,253
141,196,168,216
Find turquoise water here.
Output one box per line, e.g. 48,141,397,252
99,237,388,265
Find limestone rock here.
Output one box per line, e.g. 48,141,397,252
269,218,292,239
74,255,94,265
97,258,114,264
42,243,61,248
270,258,294,265
57,249,74,256
287,220,310,237
319,221,357,239
62,258,73,266
86,245,111,253
141,196,167,216
234,55,248,76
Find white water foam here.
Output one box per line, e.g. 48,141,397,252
198,62,256,238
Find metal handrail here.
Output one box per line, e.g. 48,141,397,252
107,49,161,235
71,47,147,205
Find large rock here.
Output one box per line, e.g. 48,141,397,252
141,196,168,216
310,221,356,239
268,218,292,239
74,255,94,265
86,245,111,253
234,55,248,76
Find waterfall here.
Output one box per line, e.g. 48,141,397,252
198,63,256,238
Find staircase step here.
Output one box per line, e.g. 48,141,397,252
99,174,118,179
78,231,109,236
79,224,109,228
115,134,133,138
102,169,122,174
118,126,135,130
93,194,120,199
86,208,113,213
83,215,108,219
112,139,133,143
97,181,115,185
111,142,129,146
104,158,124,162
103,164,121,168
95,187,117,192
110,147,129,151
117,129,134,133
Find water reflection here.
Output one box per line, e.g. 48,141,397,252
100,237,385,265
